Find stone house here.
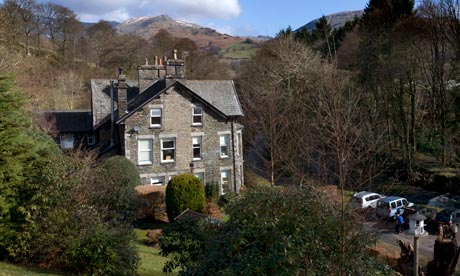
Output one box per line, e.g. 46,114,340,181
34,111,95,150
89,53,244,193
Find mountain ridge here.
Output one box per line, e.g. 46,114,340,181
296,10,363,32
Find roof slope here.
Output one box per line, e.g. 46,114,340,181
34,111,93,132
186,80,243,116
91,79,139,125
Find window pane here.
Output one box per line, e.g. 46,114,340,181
151,109,161,116
139,139,151,150
161,138,175,161
151,117,161,125
193,107,202,115
193,115,202,124
194,172,204,183
163,140,174,148
150,108,162,127
163,149,174,160
193,147,201,158
220,135,228,145
138,139,152,164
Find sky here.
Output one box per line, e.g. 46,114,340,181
32,0,370,37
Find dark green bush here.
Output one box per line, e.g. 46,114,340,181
101,155,141,187
161,186,391,275
205,181,219,199
165,174,206,221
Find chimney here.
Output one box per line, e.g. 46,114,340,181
117,67,128,118
138,55,166,92
166,49,185,79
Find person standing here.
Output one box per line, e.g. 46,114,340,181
397,213,405,233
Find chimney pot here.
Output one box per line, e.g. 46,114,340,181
173,49,177,60
154,56,158,65
118,67,123,75
145,58,148,65
159,58,163,65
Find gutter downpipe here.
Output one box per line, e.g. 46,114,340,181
109,80,115,147
231,119,237,193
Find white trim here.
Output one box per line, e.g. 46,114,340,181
192,106,203,126
150,108,162,128
220,169,231,195
161,137,176,163
159,133,177,138
219,134,230,158
191,132,205,136
138,139,153,165
138,134,155,139
218,130,231,135
192,136,202,161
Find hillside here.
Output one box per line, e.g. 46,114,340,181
296,10,363,32
115,14,245,50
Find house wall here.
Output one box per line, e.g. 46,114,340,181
122,85,243,193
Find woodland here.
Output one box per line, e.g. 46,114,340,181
2,0,460,275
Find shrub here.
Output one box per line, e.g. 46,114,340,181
165,174,206,221
205,181,219,199
101,155,141,188
161,186,391,275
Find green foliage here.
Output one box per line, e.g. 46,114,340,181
9,154,140,275
161,186,390,275
0,73,61,258
159,217,218,273
66,224,138,276
101,155,141,187
165,174,206,222
204,181,219,200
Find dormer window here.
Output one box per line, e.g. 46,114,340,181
192,107,203,126
150,108,162,128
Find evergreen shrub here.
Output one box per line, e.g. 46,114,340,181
165,174,206,221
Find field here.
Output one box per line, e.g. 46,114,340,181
220,42,259,59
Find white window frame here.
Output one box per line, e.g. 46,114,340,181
60,134,74,149
87,133,96,146
150,176,165,185
192,136,202,160
237,131,242,156
161,138,175,163
150,108,162,128
138,139,153,165
192,107,203,126
219,134,230,158
220,169,231,195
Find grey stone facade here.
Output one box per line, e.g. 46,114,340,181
90,56,244,194
122,85,243,192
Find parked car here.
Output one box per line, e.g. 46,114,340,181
434,208,460,228
376,196,415,218
350,191,385,209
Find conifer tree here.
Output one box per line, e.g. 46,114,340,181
0,73,36,257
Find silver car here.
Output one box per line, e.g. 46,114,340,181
350,191,385,209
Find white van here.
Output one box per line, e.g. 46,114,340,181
376,196,414,218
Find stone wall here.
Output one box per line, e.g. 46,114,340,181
123,85,243,192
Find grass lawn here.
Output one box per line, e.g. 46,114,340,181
0,261,64,276
135,223,177,276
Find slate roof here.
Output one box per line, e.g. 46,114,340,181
92,78,243,125
90,79,139,126
34,111,93,133
186,80,243,117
